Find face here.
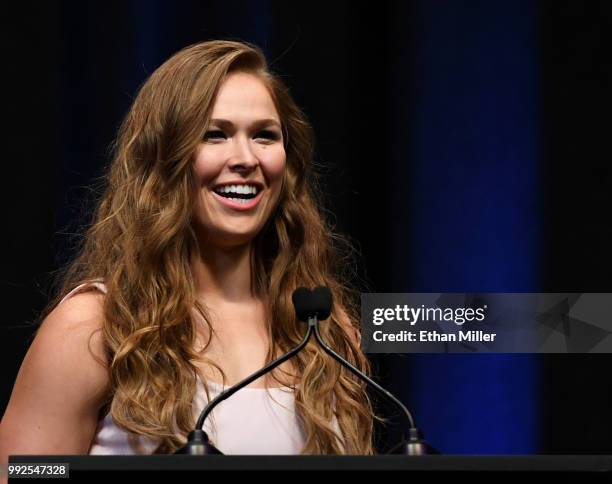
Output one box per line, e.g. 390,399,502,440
192,71,286,249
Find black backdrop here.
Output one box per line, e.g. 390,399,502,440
3,1,611,454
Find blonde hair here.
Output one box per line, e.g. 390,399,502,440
42,40,375,454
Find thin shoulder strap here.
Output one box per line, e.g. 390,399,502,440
58,280,108,306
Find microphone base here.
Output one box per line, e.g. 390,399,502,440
175,430,224,455
387,428,440,455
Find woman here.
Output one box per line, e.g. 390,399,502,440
0,40,374,457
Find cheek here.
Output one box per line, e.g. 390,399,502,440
193,147,222,184
261,147,286,187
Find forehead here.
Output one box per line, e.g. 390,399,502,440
211,72,280,121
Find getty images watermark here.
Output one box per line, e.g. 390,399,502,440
360,293,612,353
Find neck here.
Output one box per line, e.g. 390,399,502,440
191,240,256,304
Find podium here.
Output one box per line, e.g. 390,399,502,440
8,455,612,480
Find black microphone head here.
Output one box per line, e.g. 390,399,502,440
312,286,333,320
292,287,313,322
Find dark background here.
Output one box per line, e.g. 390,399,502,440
3,0,611,454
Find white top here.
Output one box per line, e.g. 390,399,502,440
58,281,307,455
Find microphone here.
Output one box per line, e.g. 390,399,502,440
177,286,435,455
292,286,332,321
307,286,438,455
176,289,319,454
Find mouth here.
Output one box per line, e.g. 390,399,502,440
210,182,265,211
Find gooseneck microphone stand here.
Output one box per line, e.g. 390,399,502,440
313,314,437,454
177,286,436,455
306,286,437,455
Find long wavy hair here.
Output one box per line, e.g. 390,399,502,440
41,40,375,454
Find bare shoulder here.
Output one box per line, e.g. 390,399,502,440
36,290,108,371
40,289,106,336
0,290,110,456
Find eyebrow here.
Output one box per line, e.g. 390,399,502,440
209,118,281,129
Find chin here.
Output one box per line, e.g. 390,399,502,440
211,229,259,248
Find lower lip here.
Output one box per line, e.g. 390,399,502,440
211,190,264,211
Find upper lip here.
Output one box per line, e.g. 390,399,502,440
212,180,265,191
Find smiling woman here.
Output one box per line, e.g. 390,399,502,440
0,40,375,460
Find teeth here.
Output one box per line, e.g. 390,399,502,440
217,184,258,195
229,198,249,204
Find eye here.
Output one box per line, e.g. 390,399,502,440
203,130,227,141
255,130,281,142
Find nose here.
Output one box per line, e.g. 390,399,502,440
227,136,258,174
